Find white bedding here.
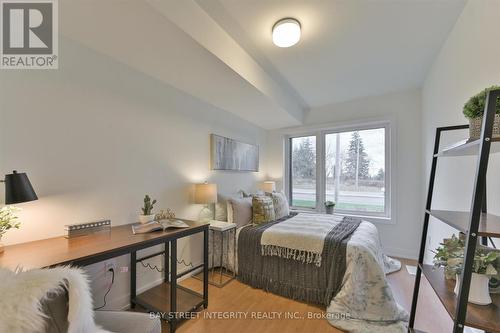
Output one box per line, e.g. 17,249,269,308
210,214,408,332
328,220,408,332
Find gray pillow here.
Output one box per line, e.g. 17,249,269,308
227,197,253,228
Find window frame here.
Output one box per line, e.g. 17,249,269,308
284,121,392,219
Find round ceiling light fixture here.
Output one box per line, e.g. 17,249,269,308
272,18,301,48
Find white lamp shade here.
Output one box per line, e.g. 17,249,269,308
261,181,276,193
194,183,218,204
272,18,301,47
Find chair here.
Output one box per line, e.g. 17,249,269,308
41,285,161,333
0,266,161,333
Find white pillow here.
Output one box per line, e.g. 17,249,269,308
215,193,243,222
227,197,253,228
215,203,227,221
270,191,290,219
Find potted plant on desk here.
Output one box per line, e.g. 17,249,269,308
0,206,20,253
139,195,157,224
433,233,499,305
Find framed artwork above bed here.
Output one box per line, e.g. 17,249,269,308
210,134,259,172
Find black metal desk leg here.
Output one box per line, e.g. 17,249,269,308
170,239,177,333
203,228,209,308
130,251,137,309
164,241,169,283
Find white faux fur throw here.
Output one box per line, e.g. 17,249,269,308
0,266,111,333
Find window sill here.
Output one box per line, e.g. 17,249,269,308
290,209,394,225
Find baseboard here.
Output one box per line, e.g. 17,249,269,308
383,246,418,260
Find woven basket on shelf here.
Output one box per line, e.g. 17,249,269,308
469,114,500,140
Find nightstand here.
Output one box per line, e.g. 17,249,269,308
194,220,236,287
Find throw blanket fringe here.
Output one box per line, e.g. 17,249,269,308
261,214,361,267
261,245,322,266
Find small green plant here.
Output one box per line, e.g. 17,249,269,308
324,201,336,207
141,195,157,215
0,206,21,237
463,85,500,119
433,233,499,279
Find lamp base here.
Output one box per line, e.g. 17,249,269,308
199,204,215,222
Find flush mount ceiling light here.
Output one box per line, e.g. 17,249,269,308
272,18,301,48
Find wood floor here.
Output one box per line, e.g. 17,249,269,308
156,258,453,333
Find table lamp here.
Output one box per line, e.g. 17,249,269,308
194,182,217,221
3,170,38,204
0,170,38,253
261,181,276,193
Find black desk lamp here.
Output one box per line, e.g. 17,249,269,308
2,170,38,204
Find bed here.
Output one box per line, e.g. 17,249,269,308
211,198,408,333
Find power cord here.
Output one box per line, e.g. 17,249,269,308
139,254,193,273
140,261,164,272
94,268,115,311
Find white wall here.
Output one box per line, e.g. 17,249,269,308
266,89,423,259
0,38,267,309
422,0,500,263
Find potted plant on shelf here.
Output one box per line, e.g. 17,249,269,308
433,233,499,305
139,195,157,224
463,85,500,140
0,206,21,253
324,201,335,215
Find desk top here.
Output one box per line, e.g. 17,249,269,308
0,220,209,270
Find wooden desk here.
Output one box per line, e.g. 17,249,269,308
0,220,210,333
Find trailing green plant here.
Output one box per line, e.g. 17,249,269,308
463,85,500,119
141,195,157,215
433,233,499,279
0,206,21,237
324,201,336,207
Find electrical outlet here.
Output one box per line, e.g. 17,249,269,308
120,266,129,273
104,261,116,273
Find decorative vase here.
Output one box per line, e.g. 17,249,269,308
454,273,492,305
0,235,4,254
325,206,334,215
138,214,155,224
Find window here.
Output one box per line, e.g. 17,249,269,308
286,124,390,218
290,136,317,208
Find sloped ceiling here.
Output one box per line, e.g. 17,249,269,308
199,0,467,108
60,0,466,129
60,0,304,129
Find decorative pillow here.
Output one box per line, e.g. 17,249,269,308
270,191,290,219
214,201,227,221
214,194,231,221
252,196,276,225
227,197,253,228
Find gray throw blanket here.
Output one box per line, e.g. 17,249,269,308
238,215,361,306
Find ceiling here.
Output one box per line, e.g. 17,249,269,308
199,0,467,108
60,0,467,129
